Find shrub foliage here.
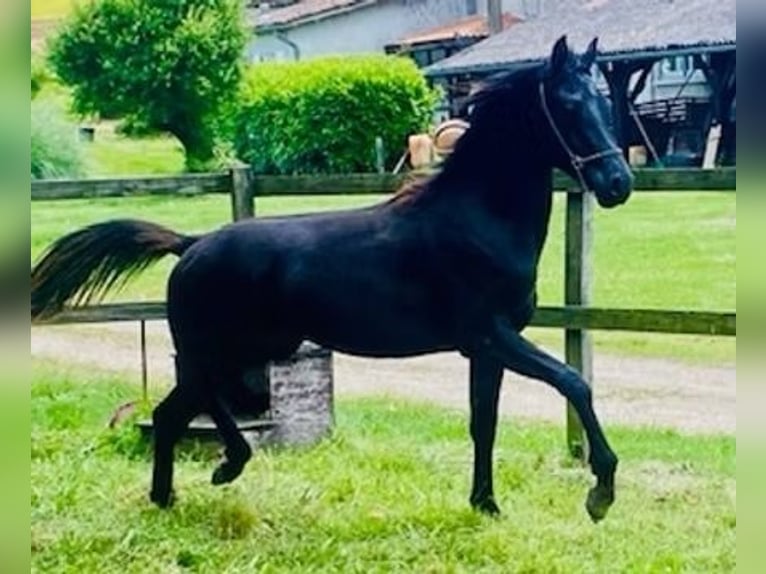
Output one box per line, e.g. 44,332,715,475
235,55,438,174
31,100,84,180
31,57,51,99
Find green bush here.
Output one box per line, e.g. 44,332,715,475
31,100,84,179
235,55,438,174
31,57,51,99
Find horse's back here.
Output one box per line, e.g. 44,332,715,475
165,205,447,359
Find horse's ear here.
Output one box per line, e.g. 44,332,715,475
581,37,599,70
549,35,569,77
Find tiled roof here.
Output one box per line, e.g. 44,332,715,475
426,0,736,76
247,0,375,30
389,12,521,48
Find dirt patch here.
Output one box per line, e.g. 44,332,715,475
32,19,60,54
32,322,735,434
627,461,736,507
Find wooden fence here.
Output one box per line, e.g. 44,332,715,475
31,166,736,457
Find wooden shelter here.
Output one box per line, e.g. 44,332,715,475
384,12,520,69
424,0,736,166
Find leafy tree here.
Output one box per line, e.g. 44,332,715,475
49,0,247,170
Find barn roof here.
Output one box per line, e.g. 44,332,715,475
425,0,736,77
386,12,521,50
246,0,377,32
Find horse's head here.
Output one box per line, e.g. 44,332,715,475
541,36,633,208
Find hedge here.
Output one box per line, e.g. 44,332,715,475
31,100,84,180
235,55,438,174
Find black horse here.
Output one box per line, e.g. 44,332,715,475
32,37,632,522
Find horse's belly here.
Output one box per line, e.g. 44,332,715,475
300,304,455,358
308,332,455,359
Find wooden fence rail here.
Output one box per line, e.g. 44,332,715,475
39,301,736,337
31,166,736,458
31,167,736,201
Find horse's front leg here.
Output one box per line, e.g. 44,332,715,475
468,354,504,515
484,318,618,522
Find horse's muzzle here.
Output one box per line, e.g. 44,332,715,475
595,172,632,208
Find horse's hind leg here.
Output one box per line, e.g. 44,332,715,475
208,395,252,486
149,382,206,508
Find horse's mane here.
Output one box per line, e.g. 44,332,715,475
385,63,546,206
462,64,543,123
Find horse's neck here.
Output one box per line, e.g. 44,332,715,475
434,132,555,259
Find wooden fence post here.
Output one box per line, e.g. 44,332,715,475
565,187,594,461
374,136,386,174
230,164,255,221
228,163,270,434
139,320,148,401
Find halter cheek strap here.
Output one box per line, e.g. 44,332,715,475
538,82,621,192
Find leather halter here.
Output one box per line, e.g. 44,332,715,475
539,81,621,192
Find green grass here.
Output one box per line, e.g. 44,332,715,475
31,362,736,573
33,85,187,176
84,123,186,176
31,191,736,364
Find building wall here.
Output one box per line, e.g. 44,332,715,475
248,0,472,62
643,56,710,102
593,56,710,103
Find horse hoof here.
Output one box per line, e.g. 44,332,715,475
150,488,175,509
211,461,245,486
585,485,614,523
472,497,502,516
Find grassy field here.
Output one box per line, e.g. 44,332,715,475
31,361,735,573
33,83,187,176
84,123,186,176
31,191,736,364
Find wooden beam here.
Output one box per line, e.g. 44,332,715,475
554,168,736,192
615,167,735,191
34,302,168,324
139,320,148,401
230,164,255,220
31,173,231,200
532,306,736,336
136,415,276,440
564,189,593,460
32,302,736,336
251,169,735,196
31,169,736,203
250,169,737,195
598,61,634,155
251,173,405,196
629,61,656,102
487,0,503,35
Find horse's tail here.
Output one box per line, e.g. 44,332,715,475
31,219,200,321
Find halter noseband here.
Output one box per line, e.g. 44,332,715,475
538,81,621,192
